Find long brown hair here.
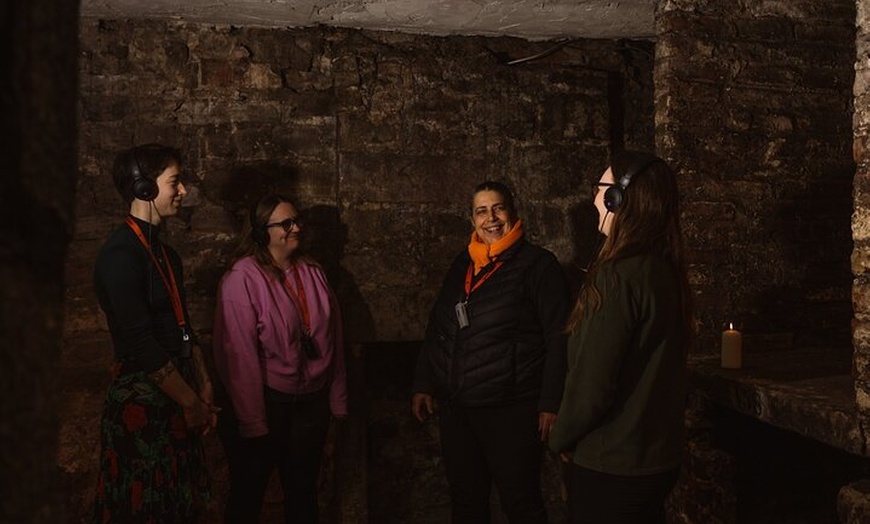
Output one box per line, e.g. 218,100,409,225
233,193,305,280
566,151,693,339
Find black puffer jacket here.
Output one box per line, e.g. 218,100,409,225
413,239,569,411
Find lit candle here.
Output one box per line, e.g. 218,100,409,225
721,322,742,369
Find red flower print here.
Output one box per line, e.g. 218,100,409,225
132,480,143,511
106,449,118,480
170,411,188,439
122,403,148,432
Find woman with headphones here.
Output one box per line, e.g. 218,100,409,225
92,144,217,523
549,151,693,523
212,193,347,524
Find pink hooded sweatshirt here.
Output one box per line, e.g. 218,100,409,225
213,256,347,437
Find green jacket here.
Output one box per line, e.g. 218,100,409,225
549,254,688,476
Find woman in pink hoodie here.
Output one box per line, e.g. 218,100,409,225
212,193,347,524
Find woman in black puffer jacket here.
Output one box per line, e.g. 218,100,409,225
412,180,569,524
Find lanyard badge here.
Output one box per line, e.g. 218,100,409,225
281,266,319,359
455,260,505,329
180,326,192,358
455,301,470,328
126,217,192,359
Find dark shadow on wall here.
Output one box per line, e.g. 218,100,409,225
212,161,303,213
748,172,854,354
564,201,602,300
714,409,870,523
304,204,376,344
301,204,375,524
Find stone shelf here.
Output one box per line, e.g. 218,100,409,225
688,349,867,457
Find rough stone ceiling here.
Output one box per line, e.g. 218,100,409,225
79,0,656,41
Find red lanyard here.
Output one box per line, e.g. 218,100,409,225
464,261,504,297
281,265,311,333
125,217,187,329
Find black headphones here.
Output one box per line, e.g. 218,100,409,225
129,150,159,202
250,205,269,247
603,152,660,212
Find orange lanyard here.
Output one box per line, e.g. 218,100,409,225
125,217,187,329
464,261,504,298
281,265,311,333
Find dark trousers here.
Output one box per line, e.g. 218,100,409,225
566,463,679,524
438,400,547,524
219,390,330,524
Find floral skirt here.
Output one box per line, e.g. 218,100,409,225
92,360,209,524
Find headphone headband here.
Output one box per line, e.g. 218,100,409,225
603,152,660,212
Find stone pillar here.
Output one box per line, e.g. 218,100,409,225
850,6,870,522
2,0,80,522
838,480,870,523
854,0,870,419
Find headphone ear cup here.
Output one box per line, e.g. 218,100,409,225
604,185,623,212
131,176,159,202
129,151,158,202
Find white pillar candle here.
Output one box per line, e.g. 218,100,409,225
721,323,742,369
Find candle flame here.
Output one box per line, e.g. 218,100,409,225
728,322,734,330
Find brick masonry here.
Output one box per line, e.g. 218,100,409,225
69,22,654,342
657,0,864,522
64,21,654,521
657,0,855,355
856,0,870,418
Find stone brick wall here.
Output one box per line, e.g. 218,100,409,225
657,0,855,355
62,21,654,521
657,1,858,522
68,22,653,344
855,0,870,420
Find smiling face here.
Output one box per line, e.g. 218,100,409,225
266,202,303,264
594,167,616,235
471,189,514,245
151,163,186,219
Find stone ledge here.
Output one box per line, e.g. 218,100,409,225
689,349,868,457
839,479,870,524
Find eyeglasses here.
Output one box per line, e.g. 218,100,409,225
591,182,615,195
265,216,304,232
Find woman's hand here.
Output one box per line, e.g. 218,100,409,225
182,397,211,430
198,380,219,434
201,401,221,436
411,393,435,422
539,411,557,442
182,396,220,436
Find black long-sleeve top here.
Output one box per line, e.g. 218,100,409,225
93,216,191,374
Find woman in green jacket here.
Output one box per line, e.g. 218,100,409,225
549,151,692,524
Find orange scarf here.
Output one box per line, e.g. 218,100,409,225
468,219,524,274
